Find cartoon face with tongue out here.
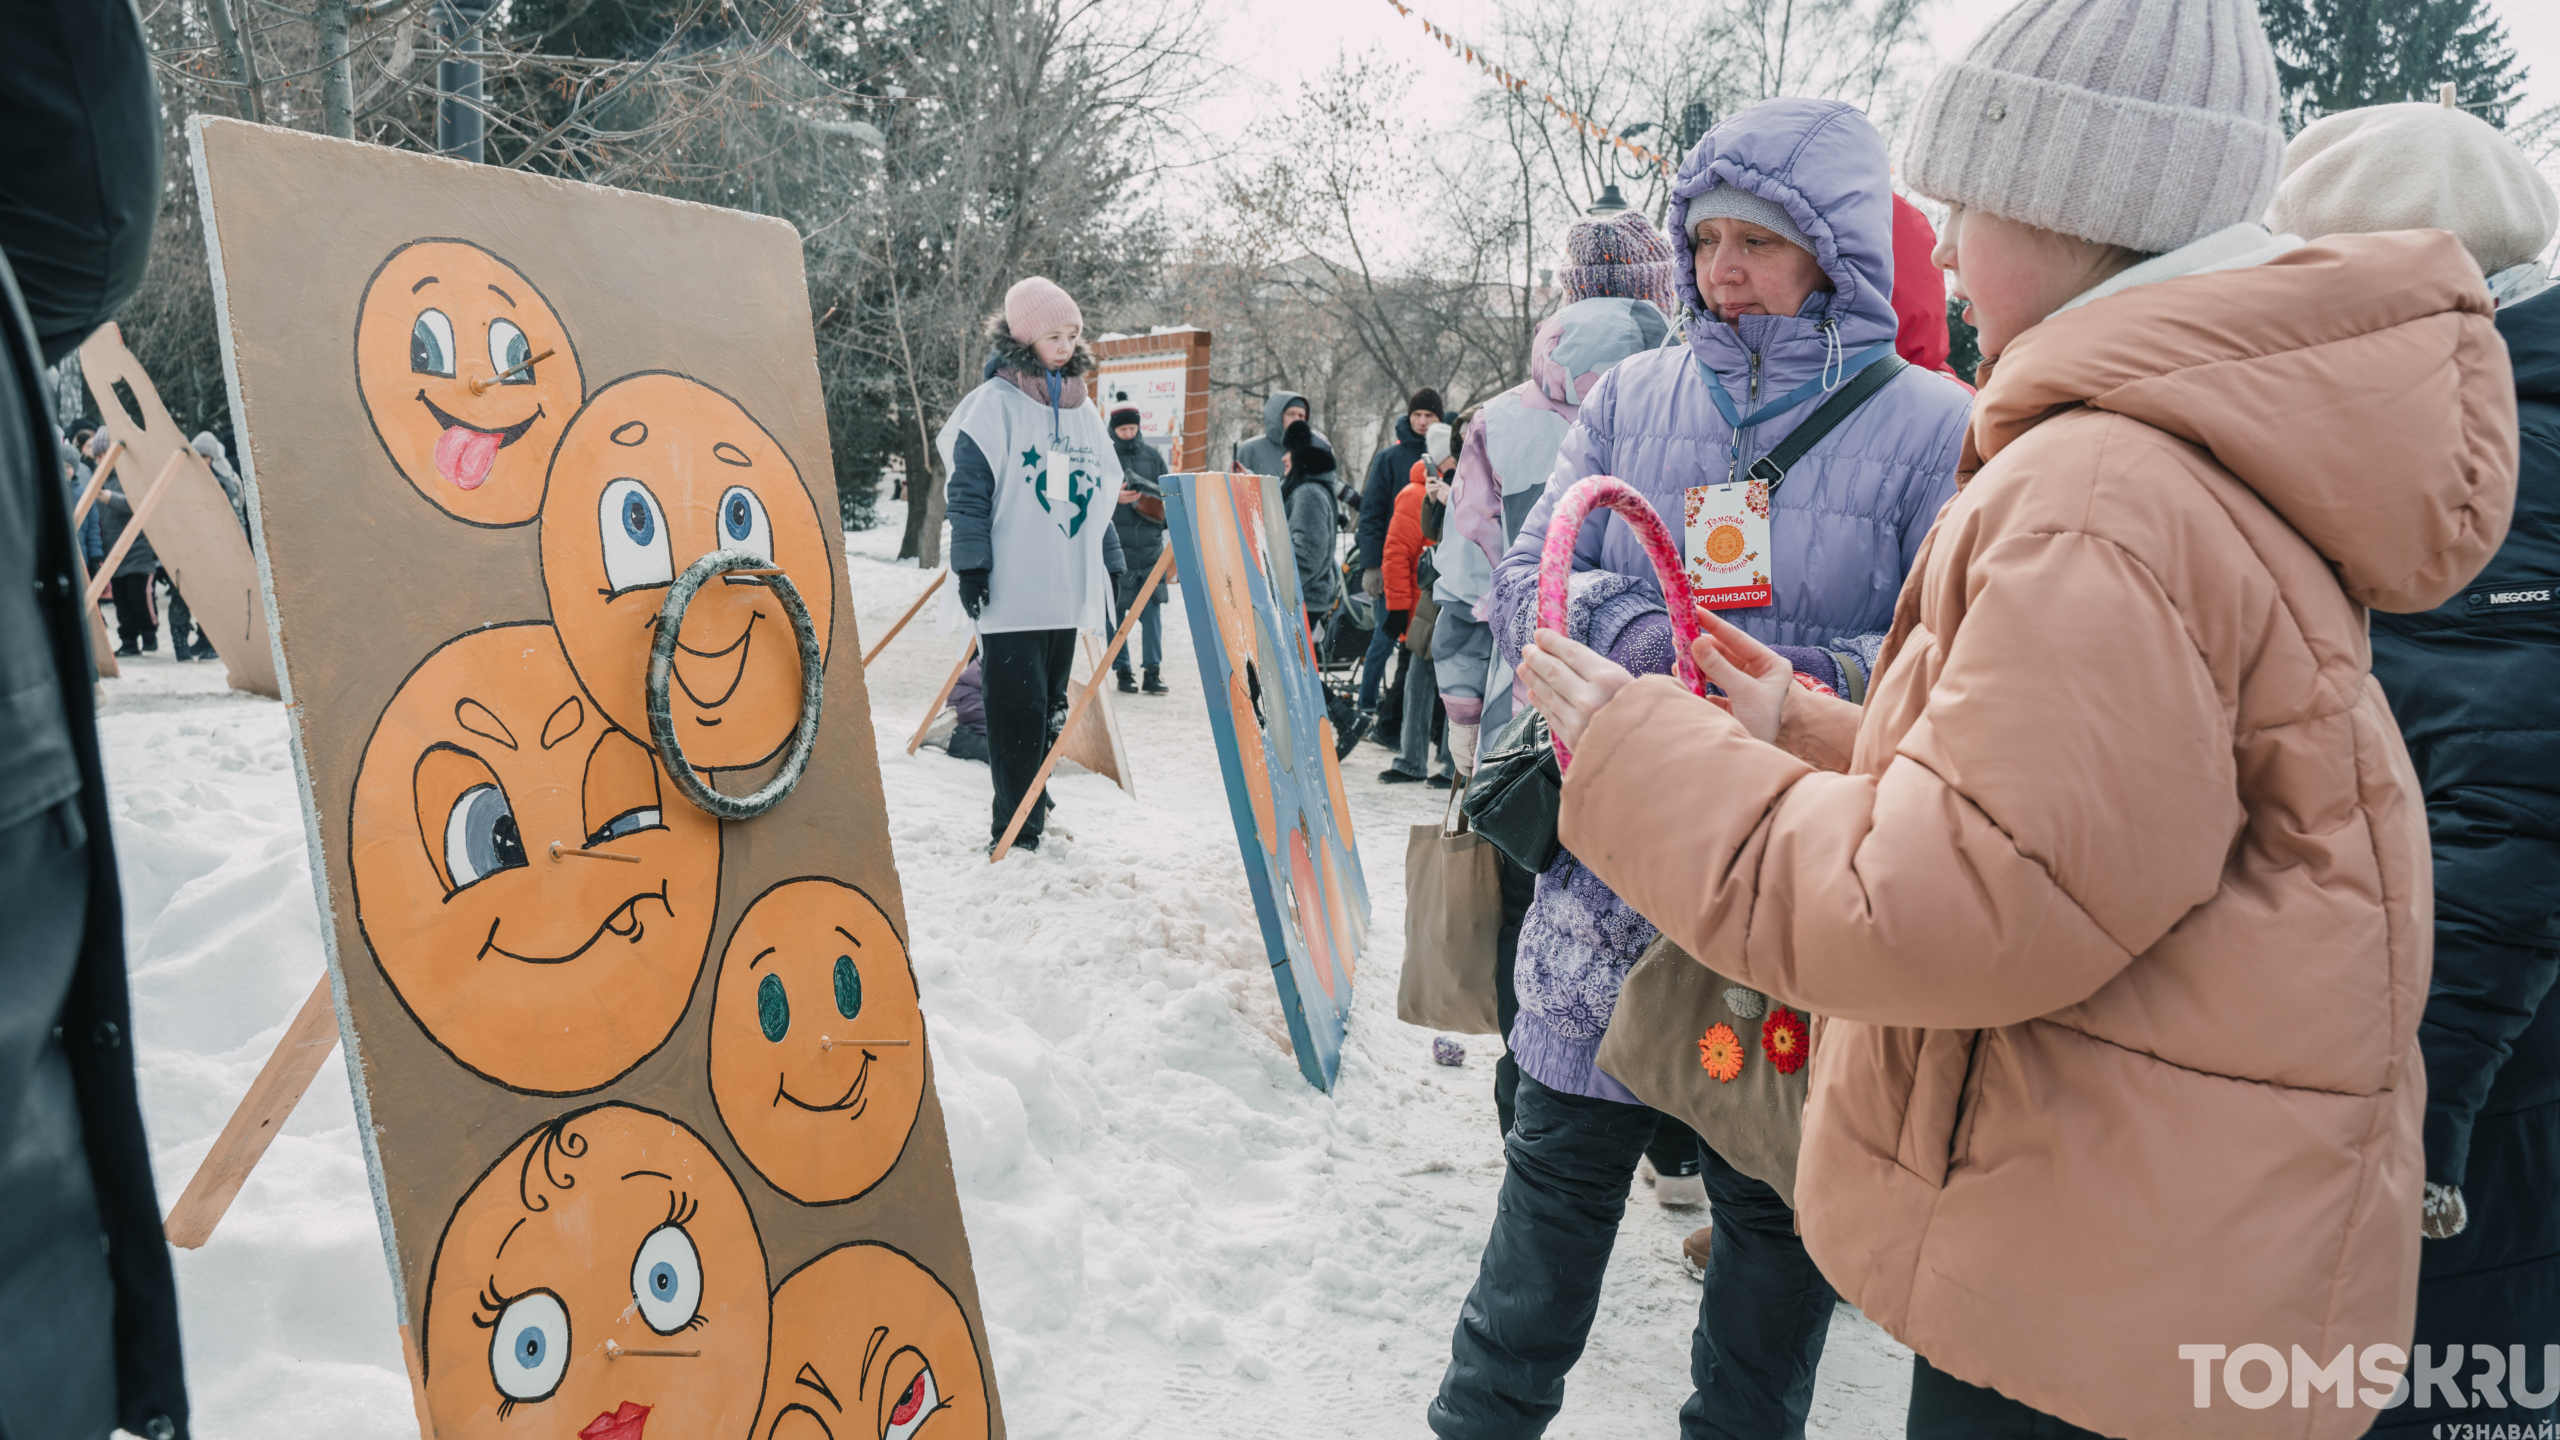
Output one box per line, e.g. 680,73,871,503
422,1105,770,1440
350,622,720,1094
356,240,583,526
540,373,835,773
758,1243,988,1440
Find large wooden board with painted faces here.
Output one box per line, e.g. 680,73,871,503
1160,472,1369,1091
190,117,1002,1440
77,321,279,697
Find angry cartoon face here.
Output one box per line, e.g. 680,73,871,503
758,1243,988,1440
539,373,835,773
423,1106,770,1440
355,240,584,526
350,622,720,1094
708,878,925,1204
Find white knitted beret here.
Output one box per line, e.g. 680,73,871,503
2269,102,2560,277
1901,0,2286,254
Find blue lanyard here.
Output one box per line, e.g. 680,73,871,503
1699,339,1894,479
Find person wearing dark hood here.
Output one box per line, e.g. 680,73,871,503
937,277,1122,855
1106,406,1171,695
1353,389,1441,718
0,0,193,1433
1234,390,1331,483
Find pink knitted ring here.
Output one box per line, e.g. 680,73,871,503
1535,477,1703,770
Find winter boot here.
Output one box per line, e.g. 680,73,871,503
141,630,158,653
1655,1170,1706,1208
1142,666,1168,695
1682,1224,1713,1280
1378,767,1423,785
114,640,139,658
1116,667,1138,694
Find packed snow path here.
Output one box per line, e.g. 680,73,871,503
103,507,1912,1438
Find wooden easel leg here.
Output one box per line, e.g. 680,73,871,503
85,452,186,606
906,636,979,756
862,569,946,668
990,549,1171,861
162,975,341,1249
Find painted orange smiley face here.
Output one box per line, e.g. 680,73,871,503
708,878,925,1204
350,622,720,1094
540,373,835,773
759,1243,988,1440
423,1106,769,1440
356,240,583,526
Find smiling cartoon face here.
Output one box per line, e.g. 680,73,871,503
424,1106,769,1440
356,240,583,526
540,373,835,772
351,623,720,1094
759,1244,988,1440
708,878,924,1204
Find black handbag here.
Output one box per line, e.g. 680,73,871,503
1461,706,1561,873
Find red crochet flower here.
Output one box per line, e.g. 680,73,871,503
1761,1007,1810,1076
1698,1023,1745,1083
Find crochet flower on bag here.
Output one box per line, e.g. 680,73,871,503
1761,1007,1810,1076
1698,1022,1745,1083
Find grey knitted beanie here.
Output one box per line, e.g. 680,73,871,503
1900,0,2286,254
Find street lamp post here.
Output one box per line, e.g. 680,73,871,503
436,0,493,162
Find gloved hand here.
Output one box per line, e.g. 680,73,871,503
1363,567,1384,600
1449,721,1478,776
958,568,990,619
2423,1181,2468,1239
1385,608,1410,640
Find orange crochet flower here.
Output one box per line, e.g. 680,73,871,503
1698,1023,1745,1083
1761,1007,1810,1076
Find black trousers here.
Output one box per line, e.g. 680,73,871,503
107,571,153,646
1906,1355,2120,1438
980,628,1074,845
1432,1076,1834,1439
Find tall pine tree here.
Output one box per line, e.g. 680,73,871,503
2261,0,2528,134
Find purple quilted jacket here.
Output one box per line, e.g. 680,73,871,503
1492,97,1972,1104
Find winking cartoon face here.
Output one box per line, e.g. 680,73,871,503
354,240,584,526
350,622,720,1094
539,372,835,773
423,1105,770,1440
708,878,926,1204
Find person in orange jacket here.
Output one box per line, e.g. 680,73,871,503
1379,424,1455,785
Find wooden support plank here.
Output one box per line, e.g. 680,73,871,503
162,975,341,1249
861,568,945,668
906,635,979,756
990,547,1172,861
83,452,185,606
72,440,121,527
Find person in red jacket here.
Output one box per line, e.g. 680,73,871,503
1890,194,1972,389
1379,425,1454,785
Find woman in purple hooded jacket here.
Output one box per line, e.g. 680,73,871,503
1431,98,1971,1439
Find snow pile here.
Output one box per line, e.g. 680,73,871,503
101,505,1911,1438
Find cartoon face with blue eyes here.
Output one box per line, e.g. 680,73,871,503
355,240,584,526
758,1244,988,1440
423,1105,769,1440
708,878,925,1204
539,372,835,773
350,622,720,1094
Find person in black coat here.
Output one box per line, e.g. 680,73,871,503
1352,389,1440,715
0,1,192,1436
2365,282,2560,1434
1105,406,1171,694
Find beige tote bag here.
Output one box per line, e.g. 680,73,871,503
1398,789,1503,1034
1598,934,1810,1209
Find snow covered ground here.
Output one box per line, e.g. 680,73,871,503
102,502,1913,1439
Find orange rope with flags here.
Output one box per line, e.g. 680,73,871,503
1381,0,1676,177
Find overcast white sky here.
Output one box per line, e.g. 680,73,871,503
1180,0,2560,208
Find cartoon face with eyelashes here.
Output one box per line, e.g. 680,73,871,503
355,240,584,526
708,878,925,1204
350,623,720,1094
424,1106,769,1440
539,373,835,772
758,1244,988,1440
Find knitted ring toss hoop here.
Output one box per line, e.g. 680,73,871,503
647,549,826,820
